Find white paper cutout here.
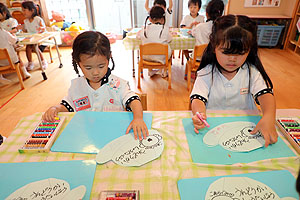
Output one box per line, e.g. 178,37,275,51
205,177,296,200
203,121,265,152
96,130,164,166
6,178,86,200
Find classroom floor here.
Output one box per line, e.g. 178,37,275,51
0,40,300,138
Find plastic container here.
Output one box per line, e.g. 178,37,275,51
257,25,285,47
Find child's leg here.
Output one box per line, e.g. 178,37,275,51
183,50,190,61
17,51,31,79
35,48,48,70
25,45,33,62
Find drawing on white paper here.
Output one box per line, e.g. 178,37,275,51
5,178,86,200
96,130,164,166
203,121,265,152
205,177,296,200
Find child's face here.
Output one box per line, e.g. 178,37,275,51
215,45,249,73
189,3,200,17
78,53,109,84
22,8,33,19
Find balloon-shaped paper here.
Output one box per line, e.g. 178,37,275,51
5,178,86,200
203,121,265,152
205,177,296,200
96,130,164,166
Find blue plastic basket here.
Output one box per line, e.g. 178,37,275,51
257,25,285,47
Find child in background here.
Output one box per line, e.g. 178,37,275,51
180,0,204,61
0,27,31,82
0,3,18,34
190,15,277,147
180,0,204,29
43,31,148,140
19,1,47,71
0,3,31,83
137,6,172,77
145,0,173,27
192,0,224,45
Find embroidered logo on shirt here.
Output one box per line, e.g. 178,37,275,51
73,96,91,111
240,88,249,95
109,78,120,90
109,99,114,104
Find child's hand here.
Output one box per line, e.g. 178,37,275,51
17,24,23,31
126,118,149,140
190,21,200,27
250,116,278,147
43,106,59,122
37,27,46,33
192,112,207,134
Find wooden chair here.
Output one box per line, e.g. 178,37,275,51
138,43,172,89
136,93,147,111
185,44,208,91
0,48,25,89
11,11,26,25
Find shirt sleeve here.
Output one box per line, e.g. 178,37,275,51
11,18,18,29
191,23,200,37
180,16,187,27
4,30,17,45
250,66,273,104
190,66,212,104
121,81,140,111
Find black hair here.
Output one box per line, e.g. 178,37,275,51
297,168,300,195
206,0,224,21
153,0,166,8
198,15,273,89
0,3,12,20
72,31,115,77
21,1,41,19
188,0,202,9
144,6,165,39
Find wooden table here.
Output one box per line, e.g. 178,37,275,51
123,28,196,77
17,32,63,80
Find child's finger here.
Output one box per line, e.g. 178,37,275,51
125,124,132,134
263,133,270,147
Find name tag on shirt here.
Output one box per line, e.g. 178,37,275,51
240,88,249,95
73,96,91,111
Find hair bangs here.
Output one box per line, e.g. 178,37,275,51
218,26,252,55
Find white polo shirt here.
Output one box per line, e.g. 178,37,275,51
137,23,172,64
192,20,213,45
180,14,204,28
24,16,45,33
61,74,139,112
0,18,18,32
0,29,18,66
190,64,272,110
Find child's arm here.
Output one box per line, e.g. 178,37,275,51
168,0,173,12
37,20,46,33
43,104,68,122
145,0,150,12
191,99,207,133
9,28,18,34
250,93,277,147
126,100,149,140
